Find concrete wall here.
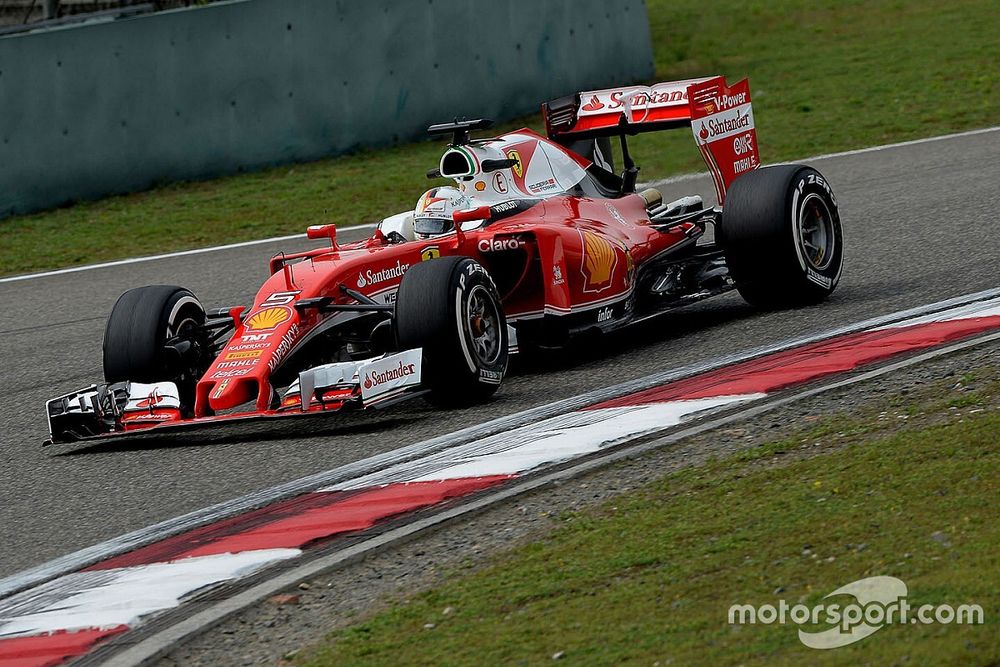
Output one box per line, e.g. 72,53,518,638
0,0,653,217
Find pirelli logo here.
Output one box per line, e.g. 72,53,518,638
225,350,264,360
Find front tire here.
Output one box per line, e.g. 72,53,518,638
395,257,508,406
721,165,844,308
103,285,208,410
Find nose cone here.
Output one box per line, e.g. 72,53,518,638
206,376,257,412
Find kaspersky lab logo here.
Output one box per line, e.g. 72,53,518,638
728,576,983,649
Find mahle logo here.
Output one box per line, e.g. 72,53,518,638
729,576,983,649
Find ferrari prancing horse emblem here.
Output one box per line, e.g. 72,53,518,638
506,150,523,179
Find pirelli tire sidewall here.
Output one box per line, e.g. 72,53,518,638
721,165,844,308
395,256,509,405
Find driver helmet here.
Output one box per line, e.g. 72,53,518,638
413,186,469,239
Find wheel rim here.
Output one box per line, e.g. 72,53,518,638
465,285,502,366
168,311,208,383
797,193,836,271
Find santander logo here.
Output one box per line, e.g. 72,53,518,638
699,122,710,141
581,95,604,112
357,260,409,289
136,389,163,408
363,360,417,389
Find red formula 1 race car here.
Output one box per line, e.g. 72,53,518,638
44,76,843,444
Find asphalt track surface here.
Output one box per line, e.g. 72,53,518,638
1,130,998,579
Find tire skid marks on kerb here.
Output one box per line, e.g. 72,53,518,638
320,395,760,490
0,551,299,639
0,570,120,623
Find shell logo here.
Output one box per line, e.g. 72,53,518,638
245,307,291,331
581,231,618,292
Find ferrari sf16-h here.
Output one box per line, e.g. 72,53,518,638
45,76,844,444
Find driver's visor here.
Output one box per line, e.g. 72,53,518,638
413,216,454,237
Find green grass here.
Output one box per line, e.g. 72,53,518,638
3,0,998,276
296,376,1000,666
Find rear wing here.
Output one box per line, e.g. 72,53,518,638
543,76,761,203
542,77,711,140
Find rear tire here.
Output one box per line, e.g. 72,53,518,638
395,257,508,406
103,285,207,410
721,165,843,308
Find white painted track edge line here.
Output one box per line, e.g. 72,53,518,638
1,286,998,600
0,223,377,284
94,329,1000,667
5,124,998,284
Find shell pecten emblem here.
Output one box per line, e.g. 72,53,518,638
245,306,291,331
580,230,618,292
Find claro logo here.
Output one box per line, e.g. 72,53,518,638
478,237,524,252
363,360,417,389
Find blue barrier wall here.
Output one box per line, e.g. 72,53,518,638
0,0,653,217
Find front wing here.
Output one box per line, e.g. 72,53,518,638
44,349,423,445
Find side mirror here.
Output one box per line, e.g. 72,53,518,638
306,224,339,248
452,206,492,224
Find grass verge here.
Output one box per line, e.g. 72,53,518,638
296,366,1000,665
3,0,998,276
